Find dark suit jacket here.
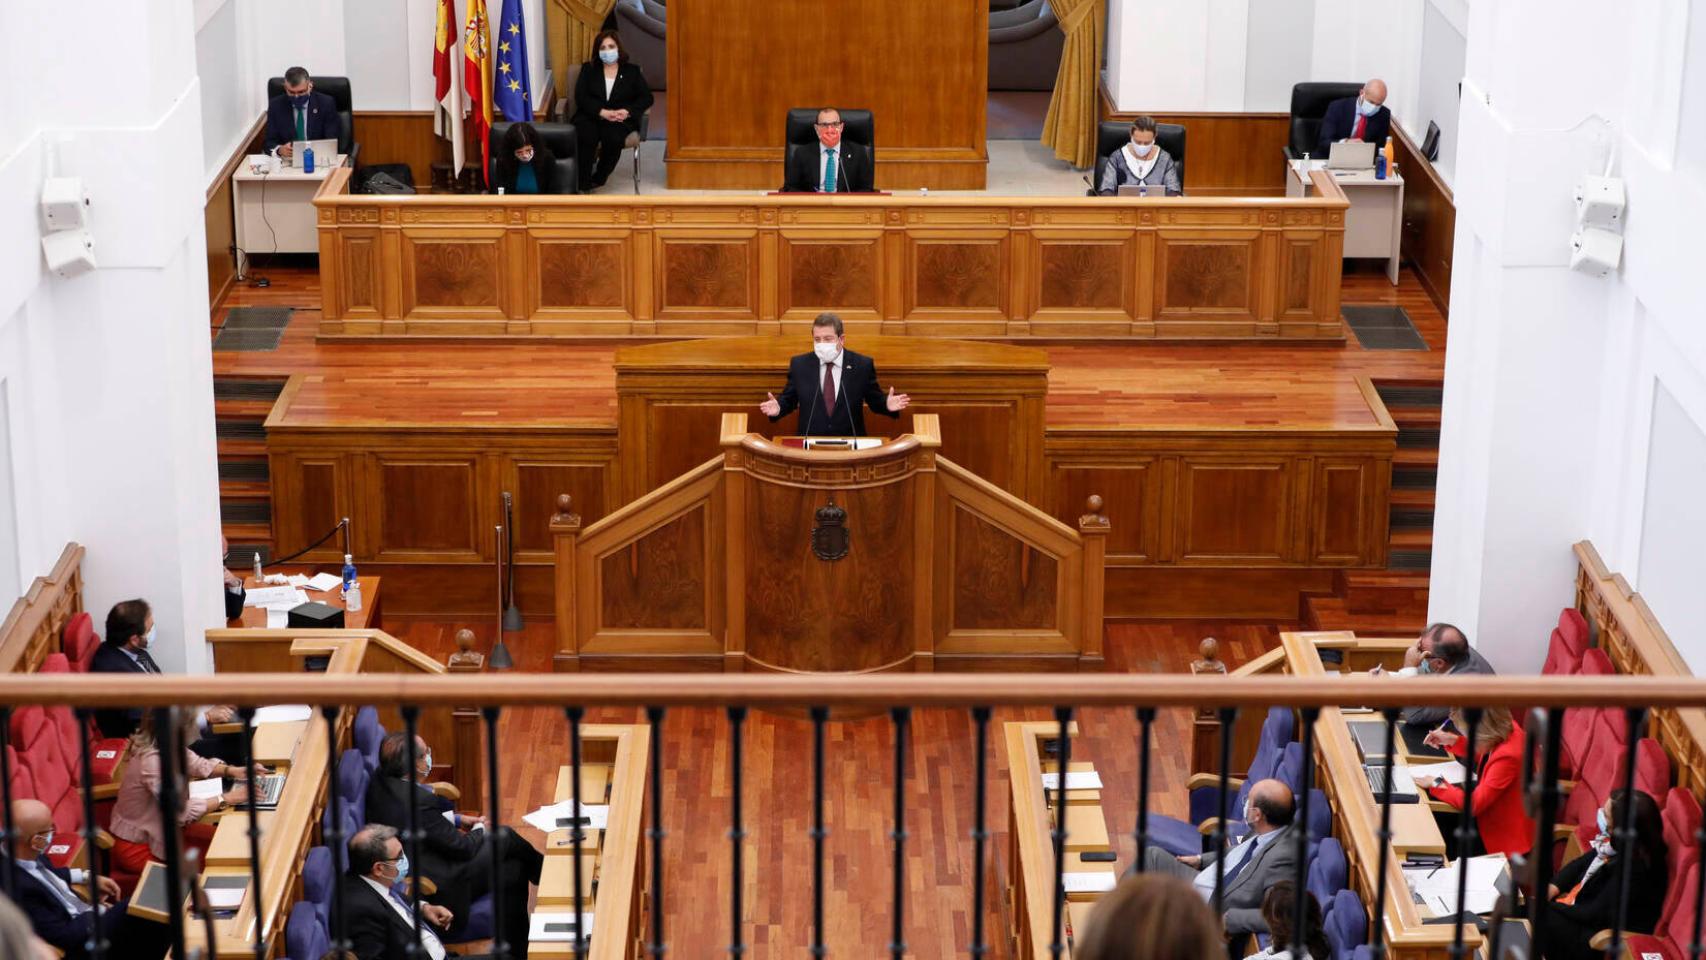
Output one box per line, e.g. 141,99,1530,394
342,873,449,960
1401,645,1497,727
90,643,153,738
1544,848,1667,960
224,582,246,621
1202,824,1301,935
365,775,483,917
264,90,343,152
573,60,653,130
1316,96,1392,159
4,854,165,960
768,349,898,437
782,140,873,193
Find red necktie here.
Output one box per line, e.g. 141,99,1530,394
1353,115,1367,140
822,361,836,414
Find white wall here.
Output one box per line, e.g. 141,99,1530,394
336,0,551,112
1414,0,1465,182
1430,0,1706,672
1638,384,1706,674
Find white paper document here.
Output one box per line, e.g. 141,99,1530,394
1408,760,1468,785
529,912,593,941
1040,771,1103,791
524,800,610,834
265,608,288,628
243,585,302,608
1405,854,1506,915
190,778,225,802
304,572,343,592
1062,872,1117,893
203,882,247,910
252,705,313,725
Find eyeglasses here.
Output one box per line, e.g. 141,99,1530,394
814,121,844,128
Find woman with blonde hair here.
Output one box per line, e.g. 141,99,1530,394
1075,873,1224,960
108,709,262,875
1415,706,1534,857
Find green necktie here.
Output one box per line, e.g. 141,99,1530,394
824,148,837,193
295,105,306,141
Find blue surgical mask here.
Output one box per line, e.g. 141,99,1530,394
141,625,156,650
290,93,311,109
390,854,410,882
1130,141,1153,158
599,49,619,64
1357,98,1379,118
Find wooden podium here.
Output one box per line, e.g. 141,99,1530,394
550,413,1106,672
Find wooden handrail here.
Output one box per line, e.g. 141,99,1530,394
0,542,85,674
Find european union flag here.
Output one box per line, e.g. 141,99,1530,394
493,0,532,121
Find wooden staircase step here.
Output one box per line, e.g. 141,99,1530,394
1342,570,1430,590
1392,446,1439,468
217,438,268,458
1390,487,1436,509
1387,406,1442,429
221,522,274,541
1304,595,1428,635
219,478,271,498
1389,527,1435,551
214,398,277,420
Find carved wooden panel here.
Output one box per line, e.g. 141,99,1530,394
743,483,914,671
410,239,500,308
1311,460,1369,564
782,239,879,314
908,238,1006,315
1282,240,1316,315
537,239,626,309
1175,459,1292,562
1050,462,1160,562
513,461,609,556
600,507,708,630
1158,238,1254,312
1038,241,1128,310
950,507,1058,630
659,239,754,313
373,457,481,558
280,457,345,560
645,403,750,493
341,234,379,314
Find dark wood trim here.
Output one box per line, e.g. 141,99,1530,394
206,115,266,316
1391,124,1455,320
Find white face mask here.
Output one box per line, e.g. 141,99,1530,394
139,625,156,650
516,149,534,163
31,830,52,854
813,341,840,362
599,48,620,65
1243,801,1255,825
1130,141,1153,158
1357,98,1380,118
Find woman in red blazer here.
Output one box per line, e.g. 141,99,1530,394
1415,706,1533,857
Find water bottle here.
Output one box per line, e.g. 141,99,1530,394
252,551,263,581
346,580,363,613
303,145,315,174
342,554,357,594
1137,182,1148,198
1375,148,1387,180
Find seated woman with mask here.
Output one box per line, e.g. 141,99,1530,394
1097,116,1180,196
493,122,557,195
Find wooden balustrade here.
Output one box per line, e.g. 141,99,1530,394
0,542,85,674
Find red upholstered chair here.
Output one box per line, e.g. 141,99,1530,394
39,652,129,795
1543,607,1591,675
1559,650,1615,777
62,611,100,673
11,705,84,867
1626,869,1698,960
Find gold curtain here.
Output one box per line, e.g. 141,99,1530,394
1039,0,1105,169
547,0,620,103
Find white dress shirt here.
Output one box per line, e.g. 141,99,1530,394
1192,827,1280,900
19,859,90,917
362,876,447,960
604,71,616,99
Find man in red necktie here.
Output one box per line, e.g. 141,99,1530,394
1315,78,1391,159
759,313,911,437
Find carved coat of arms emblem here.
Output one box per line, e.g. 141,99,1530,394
811,499,849,561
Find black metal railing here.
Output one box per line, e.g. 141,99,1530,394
0,672,1700,960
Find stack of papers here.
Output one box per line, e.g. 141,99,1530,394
529,912,593,941
303,572,343,592
252,705,312,724
1405,854,1506,915
202,876,248,910
190,778,225,802
243,586,308,609
1062,872,1117,894
1409,760,1468,786
1040,771,1103,791
523,800,610,834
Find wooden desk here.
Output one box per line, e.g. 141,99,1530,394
1287,161,1403,284
1006,720,1115,960
313,168,1348,342
231,574,381,631
250,720,306,767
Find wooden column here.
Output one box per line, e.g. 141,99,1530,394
446,628,485,804
550,495,582,672
1076,495,1109,669
1189,637,1228,776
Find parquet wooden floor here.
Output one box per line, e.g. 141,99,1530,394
391,619,1282,959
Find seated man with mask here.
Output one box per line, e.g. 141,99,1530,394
264,65,342,161
1315,79,1391,159
1370,622,1497,727
1137,778,1300,937
1097,116,1180,196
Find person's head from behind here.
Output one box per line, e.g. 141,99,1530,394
593,30,626,66
8,798,55,860
284,66,313,102
130,707,204,754
503,122,542,164
810,312,845,361
1260,882,1329,960
0,890,57,960
1417,622,1469,674
1600,788,1666,868
105,598,153,653
1129,116,1159,159
1075,873,1222,960
349,823,408,886
378,730,433,782
1359,78,1388,111
1245,777,1295,835
1447,705,1515,755
814,107,844,149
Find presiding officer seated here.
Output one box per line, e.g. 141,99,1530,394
1315,78,1390,159
782,107,873,193
265,66,343,160
1097,116,1180,196
573,30,653,192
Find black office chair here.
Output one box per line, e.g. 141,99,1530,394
1086,119,1185,195
783,108,875,189
1420,121,1441,163
486,121,581,195
266,76,358,162
1284,81,1363,160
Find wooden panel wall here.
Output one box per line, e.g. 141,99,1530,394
1391,125,1454,319
315,175,1349,341
1099,83,1291,197
665,0,988,189
206,118,265,314
354,111,447,191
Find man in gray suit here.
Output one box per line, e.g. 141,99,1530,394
1374,623,1497,727
1141,778,1299,936
1097,116,1181,196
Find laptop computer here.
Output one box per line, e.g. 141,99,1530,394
1363,762,1421,803
285,138,339,169
1327,140,1376,170
1117,183,1175,197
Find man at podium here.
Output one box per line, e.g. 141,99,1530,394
758,313,909,436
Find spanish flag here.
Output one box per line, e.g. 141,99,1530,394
432,0,466,175
463,0,493,186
